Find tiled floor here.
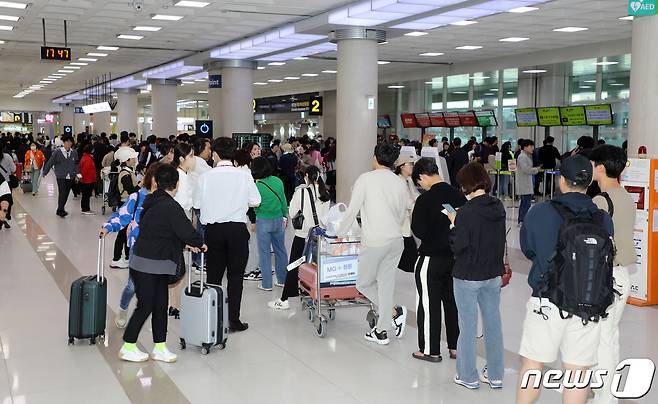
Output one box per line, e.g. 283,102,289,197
1,176,656,404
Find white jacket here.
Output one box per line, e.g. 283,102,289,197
289,183,330,239
189,156,212,209
174,168,193,211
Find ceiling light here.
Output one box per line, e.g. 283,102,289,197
0,2,27,10
322,70,337,74
452,91,467,94
268,79,283,83
194,79,206,82
419,52,444,56
584,80,597,83
469,76,490,80
302,73,318,77
506,91,515,95
198,90,208,94
58,70,74,73
0,40,4,44
257,66,265,70
97,46,119,51
284,76,300,80
451,20,477,26
253,82,268,85
490,88,498,91
78,58,97,62
378,61,390,65
66,66,81,69
174,1,209,7
484,93,494,96
523,69,547,74
388,85,405,89
580,86,591,89
553,27,588,33
379,41,388,45
610,83,625,87
595,61,619,66
117,34,143,40
47,76,59,80
619,16,634,21
293,56,309,60
456,45,482,50
182,81,194,84
133,26,162,32
0,24,13,30
87,52,108,57
152,14,184,21
40,81,52,84
404,31,428,36
268,62,286,66
509,6,538,13
51,73,65,77
499,37,530,42
0,14,19,21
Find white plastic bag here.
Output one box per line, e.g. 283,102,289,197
325,203,361,238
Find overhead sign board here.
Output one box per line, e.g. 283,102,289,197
515,108,538,127
585,104,614,126
82,102,112,114
628,0,657,17
414,113,431,128
428,112,446,127
195,120,213,138
458,111,478,127
309,95,323,116
400,113,417,128
537,107,561,127
475,110,498,127
444,112,461,128
254,93,322,115
560,106,587,126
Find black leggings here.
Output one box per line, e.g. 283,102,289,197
113,226,129,261
281,236,306,301
123,269,169,344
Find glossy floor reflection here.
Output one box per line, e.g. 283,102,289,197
1,176,656,404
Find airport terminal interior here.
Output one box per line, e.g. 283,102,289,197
1,0,658,403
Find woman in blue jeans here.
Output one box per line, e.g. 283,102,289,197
100,162,161,328
448,162,506,390
251,157,289,291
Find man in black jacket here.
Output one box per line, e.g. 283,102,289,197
447,138,469,188
411,158,466,362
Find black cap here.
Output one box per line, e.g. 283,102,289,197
561,155,593,187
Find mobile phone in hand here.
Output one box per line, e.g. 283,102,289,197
442,204,457,215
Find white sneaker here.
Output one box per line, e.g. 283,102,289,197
257,285,272,292
392,305,408,338
81,211,97,216
151,346,177,363
274,281,284,288
119,346,149,362
268,299,290,310
110,259,129,269
115,308,128,328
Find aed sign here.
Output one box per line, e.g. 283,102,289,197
629,0,657,16
208,75,222,89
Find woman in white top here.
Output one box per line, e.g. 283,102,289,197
394,153,420,273
268,165,330,310
168,142,196,318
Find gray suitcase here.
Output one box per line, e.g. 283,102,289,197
179,253,228,355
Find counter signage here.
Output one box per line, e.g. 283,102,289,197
401,113,417,128
537,107,561,127
377,115,391,128
428,112,446,127
444,112,461,127
475,110,498,127
458,111,478,127
414,113,431,128
560,106,587,126
74,107,84,114
584,104,613,125
515,108,538,127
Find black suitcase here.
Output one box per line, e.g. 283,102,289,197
68,237,107,345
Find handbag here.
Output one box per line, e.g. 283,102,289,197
501,228,512,288
0,165,18,189
291,187,306,230
168,251,187,285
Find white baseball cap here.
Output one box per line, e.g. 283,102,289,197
115,147,139,163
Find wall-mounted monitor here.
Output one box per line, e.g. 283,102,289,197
377,115,392,128
458,111,478,127
414,113,431,128
428,112,446,127
515,108,538,127
560,106,587,126
401,113,417,128
584,104,613,126
444,112,461,128
537,107,561,127
475,110,498,127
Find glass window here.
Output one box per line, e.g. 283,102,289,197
570,58,597,104
472,71,499,109
501,69,519,143
446,74,470,110
427,77,443,111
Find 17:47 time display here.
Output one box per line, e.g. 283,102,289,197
40,46,72,61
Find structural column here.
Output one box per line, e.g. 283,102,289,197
212,60,256,138
117,89,139,135
205,62,223,127
92,111,111,136
61,104,74,131
149,79,179,138
331,28,385,203
629,14,658,154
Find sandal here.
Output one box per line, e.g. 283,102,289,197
412,352,442,363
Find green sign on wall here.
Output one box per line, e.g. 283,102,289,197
628,0,657,17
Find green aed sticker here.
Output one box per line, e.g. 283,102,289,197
629,0,657,17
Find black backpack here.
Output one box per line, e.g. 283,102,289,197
545,201,616,325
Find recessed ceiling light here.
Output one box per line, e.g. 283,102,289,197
78,58,98,62
268,79,283,83
377,61,390,65
379,41,388,45
302,73,318,77
152,14,184,21
456,45,482,50
40,80,52,84
451,20,477,26
610,83,625,87
404,31,428,36
506,91,515,95
293,56,309,60
253,82,268,85
499,37,530,42
584,80,597,83
194,79,206,82
0,40,4,44
0,2,27,10
509,6,538,13
58,69,74,73
484,93,495,96
523,69,547,73
469,76,490,80
47,76,59,80
87,52,108,57
452,91,467,94
419,52,444,56
388,85,405,89
133,26,162,32
619,16,634,21
0,25,13,30
580,86,591,89
117,34,143,40
198,90,208,94
182,81,194,84
284,76,300,80
425,81,439,85
595,61,619,66
257,66,266,70
66,66,81,69
97,46,119,51
0,15,19,21
268,62,286,66
490,88,498,91
553,27,588,32
51,73,66,77
322,70,337,74
174,1,209,7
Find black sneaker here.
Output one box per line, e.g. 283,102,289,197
229,321,249,332
0,221,9,229
243,270,262,281
392,305,408,338
364,328,390,345
168,306,180,319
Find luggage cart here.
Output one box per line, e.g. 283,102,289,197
100,169,117,215
299,236,376,338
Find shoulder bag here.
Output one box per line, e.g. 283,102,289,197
0,164,18,189
501,228,512,288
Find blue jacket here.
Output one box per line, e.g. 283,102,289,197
102,187,148,250
520,192,614,297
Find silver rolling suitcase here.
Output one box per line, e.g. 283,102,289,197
179,253,228,355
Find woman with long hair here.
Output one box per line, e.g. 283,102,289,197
268,165,330,309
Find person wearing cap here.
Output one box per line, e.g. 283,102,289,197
410,158,467,362
517,155,613,404
42,135,80,218
394,152,420,274
110,147,140,269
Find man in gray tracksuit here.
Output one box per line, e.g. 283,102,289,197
515,139,539,224
43,135,80,217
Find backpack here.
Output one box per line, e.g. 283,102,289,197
106,168,130,208
545,201,616,325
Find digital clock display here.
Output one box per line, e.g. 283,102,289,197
41,46,72,61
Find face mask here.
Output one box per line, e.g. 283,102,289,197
30,146,36,151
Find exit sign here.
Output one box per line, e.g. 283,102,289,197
629,0,657,17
